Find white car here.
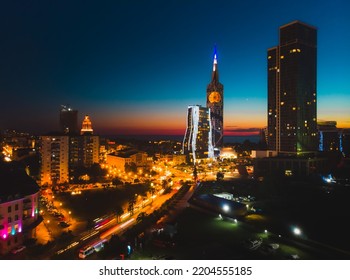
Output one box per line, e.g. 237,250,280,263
11,245,26,254
268,243,279,250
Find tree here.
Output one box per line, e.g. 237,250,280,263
136,212,148,223
216,172,224,181
128,195,137,215
115,206,124,223
149,186,156,202
125,162,137,173
89,163,108,182
112,178,124,186
193,165,198,181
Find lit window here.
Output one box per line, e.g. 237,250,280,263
268,55,272,59
292,107,296,110
280,102,284,105
280,55,284,59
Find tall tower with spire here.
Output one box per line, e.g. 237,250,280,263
80,115,94,135
206,47,224,149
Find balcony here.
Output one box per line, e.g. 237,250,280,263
23,205,32,210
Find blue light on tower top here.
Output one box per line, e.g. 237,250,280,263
213,46,218,71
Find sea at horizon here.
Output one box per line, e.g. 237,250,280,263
103,135,260,144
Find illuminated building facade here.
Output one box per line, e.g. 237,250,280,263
40,135,69,185
268,21,318,154
206,48,224,149
80,115,94,135
69,135,99,169
77,115,99,167
40,134,99,185
342,129,350,158
317,121,341,152
106,150,150,173
0,162,41,255
60,105,78,134
182,105,214,162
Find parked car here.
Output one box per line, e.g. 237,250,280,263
59,221,70,228
268,243,279,250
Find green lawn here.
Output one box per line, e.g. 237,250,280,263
131,207,318,260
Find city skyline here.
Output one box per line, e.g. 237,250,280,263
0,0,349,136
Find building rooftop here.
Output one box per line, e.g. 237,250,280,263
0,161,40,202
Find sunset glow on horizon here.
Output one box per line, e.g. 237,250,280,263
0,1,349,137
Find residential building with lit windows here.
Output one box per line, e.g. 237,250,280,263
342,129,350,158
69,135,99,169
75,115,99,167
267,21,318,154
40,114,100,185
0,162,41,255
182,105,214,163
318,121,341,152
40,135,69,186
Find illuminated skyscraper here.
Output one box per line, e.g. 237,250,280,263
268,21,317,154
72,114,99,168
59,105,78,134
80,115,94,135
182,105,214,163
207,48,224,150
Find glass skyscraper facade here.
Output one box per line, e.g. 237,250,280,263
268,21,318,154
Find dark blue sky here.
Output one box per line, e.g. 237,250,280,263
0,0,349,135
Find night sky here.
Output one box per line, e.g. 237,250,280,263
0,0,349,136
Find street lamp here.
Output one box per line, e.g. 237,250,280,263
222,204,230,212
293,227,302,236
